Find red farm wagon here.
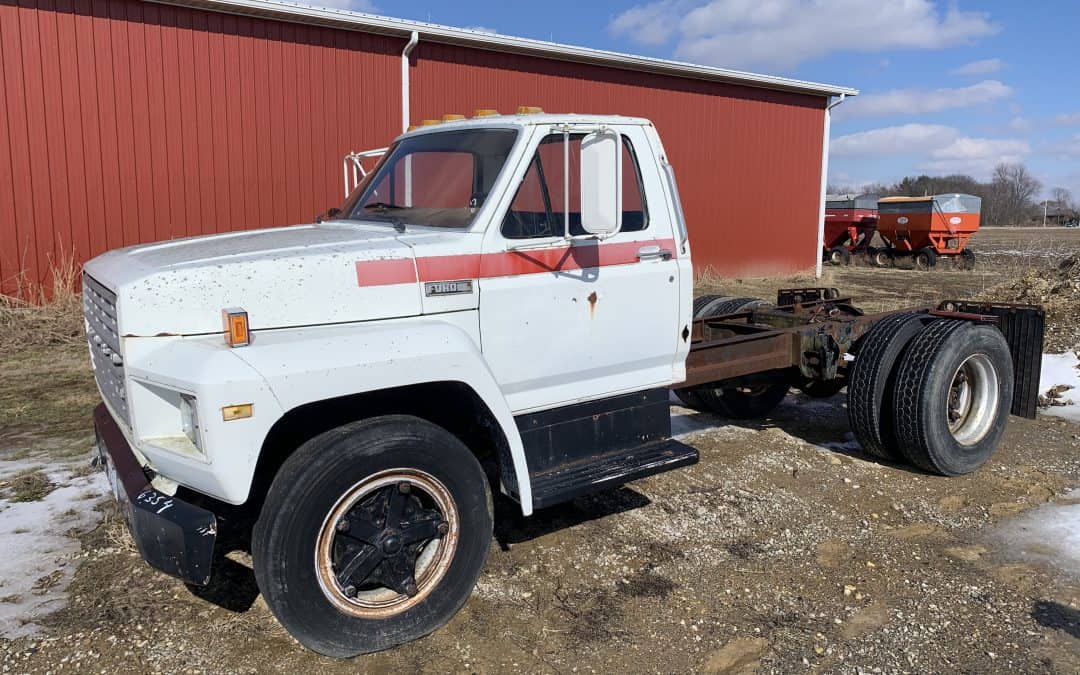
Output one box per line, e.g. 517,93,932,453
873,194,980,270
822,194,878,265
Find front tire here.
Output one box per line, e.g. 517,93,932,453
252,415,493,657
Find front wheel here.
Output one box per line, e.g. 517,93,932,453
252,416,493,657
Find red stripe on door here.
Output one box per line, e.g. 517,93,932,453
355,238,677,287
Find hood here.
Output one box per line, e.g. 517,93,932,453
83,223,425,337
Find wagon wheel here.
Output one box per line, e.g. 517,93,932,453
958,249,976,271
872,248,894,268
914,248,938,271
828,247,852,266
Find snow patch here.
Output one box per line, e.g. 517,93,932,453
991,489,1080,578
0,465,108,639
1039,351,1080,423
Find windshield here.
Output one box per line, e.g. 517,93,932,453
337,128,519,229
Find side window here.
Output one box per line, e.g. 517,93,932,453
620,139,649,232
502,134,649,239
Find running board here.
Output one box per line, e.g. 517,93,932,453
529,439,699,510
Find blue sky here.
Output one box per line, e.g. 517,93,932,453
328,0,1080,198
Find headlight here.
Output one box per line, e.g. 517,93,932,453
180,394,202,450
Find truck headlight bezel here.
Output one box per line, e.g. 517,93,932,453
179,394,203,450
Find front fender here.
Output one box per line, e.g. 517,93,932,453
231,315,535,514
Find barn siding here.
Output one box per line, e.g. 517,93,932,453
0,0,826,296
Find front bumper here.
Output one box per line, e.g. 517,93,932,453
94,404,217,585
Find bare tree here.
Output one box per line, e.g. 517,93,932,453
985,163,1042,227
1051,186,1074,210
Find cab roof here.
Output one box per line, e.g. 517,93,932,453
400,113,652,137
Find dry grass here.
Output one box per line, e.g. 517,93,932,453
0,250,85,354
0,468,57,503
1,254,97,441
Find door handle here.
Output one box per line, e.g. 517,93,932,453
637,245,672,261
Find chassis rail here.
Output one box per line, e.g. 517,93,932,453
682,288,1044,419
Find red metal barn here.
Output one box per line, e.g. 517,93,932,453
0,0,856,296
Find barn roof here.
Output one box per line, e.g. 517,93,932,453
152,0,859,98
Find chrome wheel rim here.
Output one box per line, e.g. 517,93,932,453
945,353,999,446
315,468,459,618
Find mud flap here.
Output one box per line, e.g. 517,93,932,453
937,302,1045,419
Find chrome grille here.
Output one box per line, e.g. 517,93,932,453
83,274,129,425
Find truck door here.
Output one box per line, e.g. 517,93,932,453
479,125,683,413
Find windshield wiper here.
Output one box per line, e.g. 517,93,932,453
363,202,406,211
362,212,407,233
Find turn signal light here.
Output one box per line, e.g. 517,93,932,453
222,308,250,347
441,113,465,121
474,109,499,117
221,403,253,421
516,106,543,114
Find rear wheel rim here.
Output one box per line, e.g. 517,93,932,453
315,468,459,618
945,353,999,446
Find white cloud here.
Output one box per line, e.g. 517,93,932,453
608,2,682,46
838,80,1011,118
1054,112,1080,127
832,124,1030,178
609,0,998,71
1009,117,1033,133
950,58,1003,76
1049,134,1080,158
831,124,959,157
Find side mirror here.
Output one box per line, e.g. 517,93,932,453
579,130,622,236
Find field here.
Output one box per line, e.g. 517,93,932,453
1,228,1079,673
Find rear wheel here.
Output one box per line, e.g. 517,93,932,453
697,382,791,419
693,298,789,418
958,249,976,270
914,247,938,270
890,321,1013,475
798,379,846,398
252,416,493,657
847,312,934,460
872,247,894,268
828,247,852,266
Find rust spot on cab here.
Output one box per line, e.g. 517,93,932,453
587,291,598,317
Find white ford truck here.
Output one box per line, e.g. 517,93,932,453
85,111,1042,657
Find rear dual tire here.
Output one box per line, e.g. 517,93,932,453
848,316,1013,474
890,321,1013,475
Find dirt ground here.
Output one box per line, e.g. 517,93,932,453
2,227,1079,674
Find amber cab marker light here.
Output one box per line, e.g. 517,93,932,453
222,307,250,347
516,105,543,114
222,403,253,421
441,113,465,121
474,109,499,117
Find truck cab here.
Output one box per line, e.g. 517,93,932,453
87,112,705,656
86,111,1033,658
